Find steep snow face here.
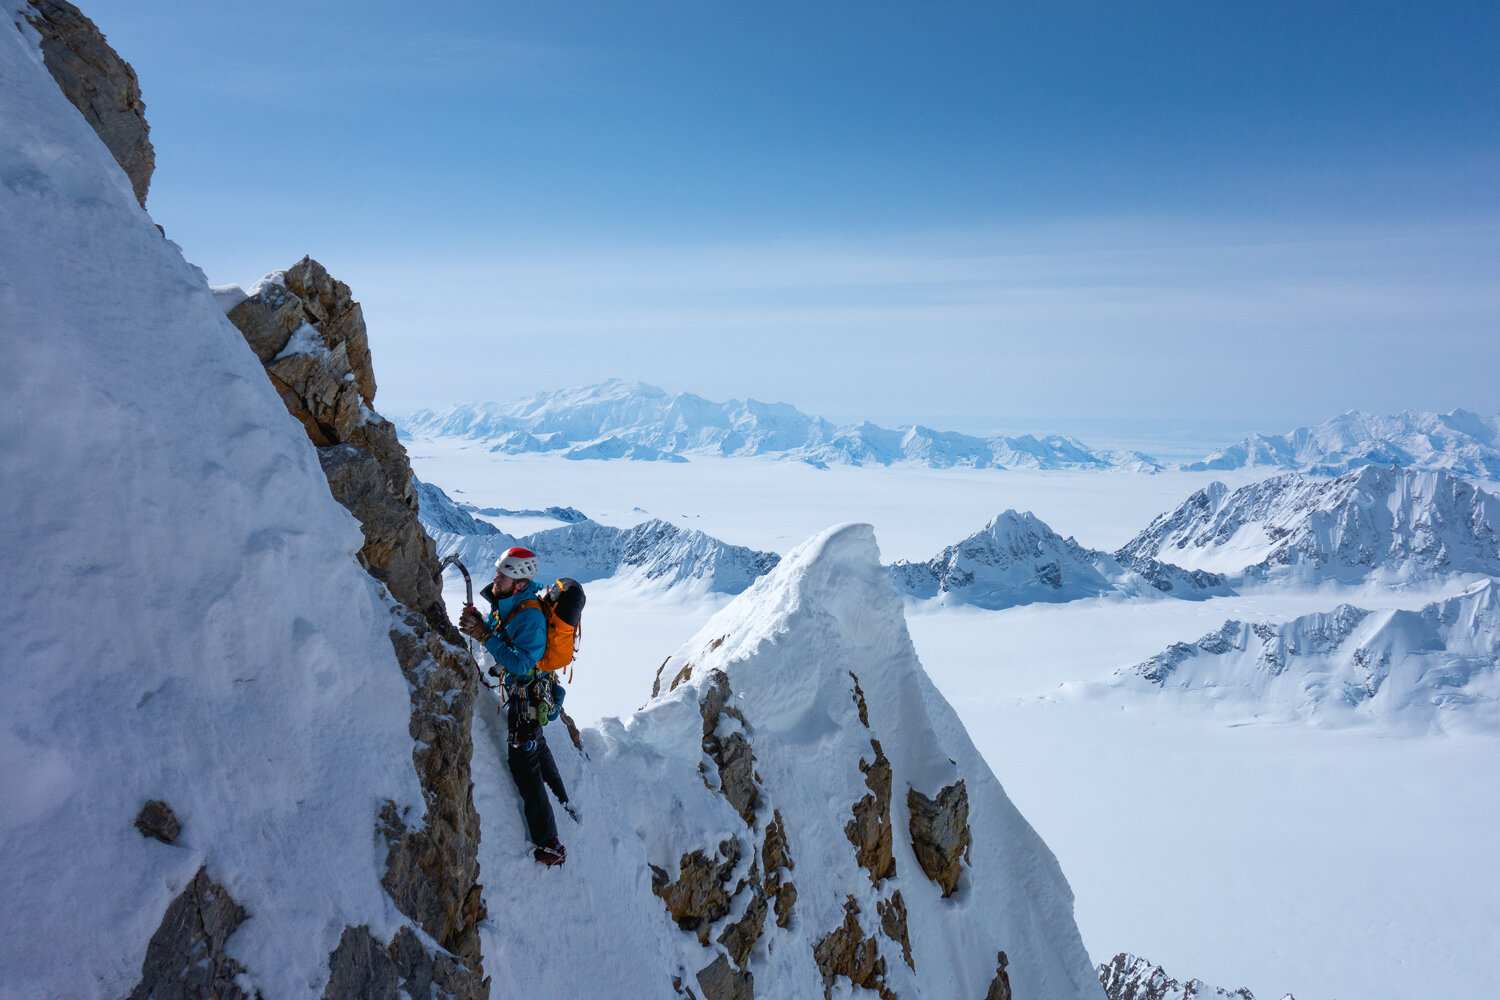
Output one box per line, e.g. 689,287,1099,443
0,21,422,999
1121,579,1500,730
418,478,779,594
1184,408,1500,480
472,524,1104,999
400,378,1139,470
1120,467,1500,583
889,511,1228,610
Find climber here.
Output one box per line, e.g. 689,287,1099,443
457,546,573,866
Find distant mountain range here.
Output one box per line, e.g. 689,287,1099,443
1121,578,1500,730
415,479,779,594
398,384,1500,479
399,379,1155,471
1184,409,1500,479
1119,466,1500,585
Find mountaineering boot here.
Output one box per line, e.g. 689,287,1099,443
534,838,566,867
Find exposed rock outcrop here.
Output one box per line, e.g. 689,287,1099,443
984,951,1012,1000
845,739,895,884
876,890,913,971
716,882,768,967
133,799,180,845
323,925,484,1000
651,840,743,945
907,779,970,897
127,868,251,1000
812,896,895,1000
696,953,755,1000
224,261,484,994
762,810,797,928
700,669,759,825
22,0,154,206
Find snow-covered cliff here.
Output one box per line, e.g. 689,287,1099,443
889,510,1228,610
1119,466,1500,584
1121,579,1500,730
400,379,1142,470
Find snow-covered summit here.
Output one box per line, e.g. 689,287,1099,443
1119,466,1500,584
1120,578,1500,730
888,510,1228,609
399,379,1146,470
1184,408,1500,480
479,524,1104,997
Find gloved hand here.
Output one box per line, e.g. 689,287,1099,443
458,606,489,641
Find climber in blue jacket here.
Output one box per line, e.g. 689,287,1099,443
458,546,571,865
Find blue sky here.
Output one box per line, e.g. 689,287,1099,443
81,1,1499,441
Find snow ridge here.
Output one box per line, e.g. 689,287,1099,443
399,378,1140,470
1119,466,1500,584
1122,578,1500,730
474,524,1104,998
889,510,1228,609
1184,408,1500,479
417,477,779,593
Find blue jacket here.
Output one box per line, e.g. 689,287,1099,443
482,579,547,682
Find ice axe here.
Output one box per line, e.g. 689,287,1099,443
436,554,496,690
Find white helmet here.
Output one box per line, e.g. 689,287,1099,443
495,546,538,580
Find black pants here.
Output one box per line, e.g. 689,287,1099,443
507,701,567,846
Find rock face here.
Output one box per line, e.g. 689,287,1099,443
907,780,971,897
651,841,742,945
323,925,482,1000
812,897,895,1000
22,0,154,206
127,868,251,1000
701,669,759,825
223,261,484,994
845,739,895,884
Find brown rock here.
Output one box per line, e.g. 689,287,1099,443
226,280,307,364
127,867,251,1000
811,896,894,1000
651,840,742,945
283,257,376,404
983,950,1012,1000
24,0,154,206
700,669,759,825
133,799,180,844
716,884,768,968
907,779,971,898
845,739,895,885
762,810,796,929
849,670,870,728
877,890,914,971
322,924,485,1000
696,954,754,1000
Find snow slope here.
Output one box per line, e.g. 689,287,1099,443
471,524,1105,998
889,510,1228,610
0,17,422,998
400,378,1143,470
1119,466,1500,583
1121,578,1500,730
1185,408,1500,480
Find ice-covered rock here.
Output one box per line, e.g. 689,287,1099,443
1119,466,1500,584
1184,408,1500,480
889,510,1228,609
399,378,1145,470
1121,579,1500,729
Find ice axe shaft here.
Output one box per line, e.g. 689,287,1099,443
436,554,495,690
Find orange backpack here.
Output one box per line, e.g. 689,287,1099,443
501,577,586,680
